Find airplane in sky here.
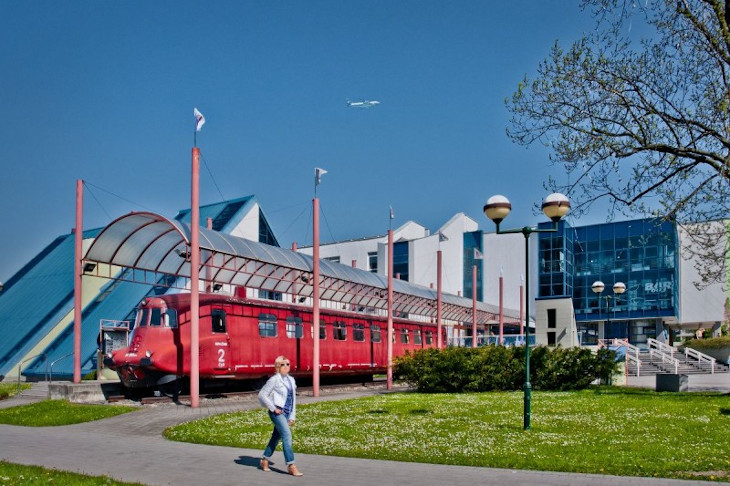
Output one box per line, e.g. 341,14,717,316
346,99,380,108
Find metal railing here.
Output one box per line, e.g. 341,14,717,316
16,353,46,393
626,352,642,377
684,347,716,374
647,338,675,357
48,353,75,384
649,348,679,374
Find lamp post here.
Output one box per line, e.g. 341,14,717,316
483,193,570,431
591,281,626,345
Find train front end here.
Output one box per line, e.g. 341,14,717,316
104,297,182,389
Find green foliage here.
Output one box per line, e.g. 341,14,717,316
0,400,137,426
0,461,144,485
394,346,618,393
684,336,730,350
0,382,30,400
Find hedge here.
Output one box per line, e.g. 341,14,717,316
684,336,730,350
394,345,618,393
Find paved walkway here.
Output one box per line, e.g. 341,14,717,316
0,377,727,486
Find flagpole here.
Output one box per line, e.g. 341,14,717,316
437,250,442,348
190,147,201,408
73,179,83,383
312,197,320,397
387,228,394,390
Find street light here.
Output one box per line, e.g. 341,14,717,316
591,280,626,345
484,192,570,431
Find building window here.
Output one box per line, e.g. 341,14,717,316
258,314,277,337
425,331,433,345
393,241,409,281
333,321,347,340
547,309,556,329
371,324,381,343
368,252,378,273
414,329,422,345
324,256,340,263
577,322,598,345
353,323,365,342
311,319,326,339
286,316,303,339
547,331,556,346
212,309,226,333
400,328,410,344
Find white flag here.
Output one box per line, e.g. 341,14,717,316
194,108,205,131
389,206,394,220
315,167,328,186
473,248,483,260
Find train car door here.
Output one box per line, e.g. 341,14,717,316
211,308,231,372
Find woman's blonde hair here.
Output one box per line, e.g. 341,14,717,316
274,355,289,369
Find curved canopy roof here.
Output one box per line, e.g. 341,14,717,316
84,212,519,323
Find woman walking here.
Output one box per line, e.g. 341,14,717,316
258,355,303,476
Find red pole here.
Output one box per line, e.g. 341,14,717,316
190,147,201,408
472,264,477,348
520,275,524,338
499,268,504,346
387,229,394,390
291,243,298,304
437,250,442,348
73,180,83,383
312,198,320,397
205,217,212,293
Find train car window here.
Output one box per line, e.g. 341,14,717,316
212,309,226,333
258,313,277,337
370,324,381,343
425,331,433,345
286,316,303,339
135,308,150,327
150,308,163,327
414,329,423,345
400,329,410,344
164,309,178,328
320,320,326,339
333,321,347,341
353,323,365,342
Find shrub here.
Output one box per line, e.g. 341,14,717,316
394,345,618,393
684,336,730,350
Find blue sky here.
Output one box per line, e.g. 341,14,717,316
0,1,600,280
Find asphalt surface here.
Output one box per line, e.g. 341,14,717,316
0,375,728,486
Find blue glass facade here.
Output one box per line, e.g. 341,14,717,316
537,218,679,345
463,231,483,301
393,241,409,282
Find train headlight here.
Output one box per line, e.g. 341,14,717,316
145,350,152,358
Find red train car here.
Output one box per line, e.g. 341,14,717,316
106,293,445,389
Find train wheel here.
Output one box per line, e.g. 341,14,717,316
157,376,183,399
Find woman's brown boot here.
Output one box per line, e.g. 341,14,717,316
259,458,270,472
288,464,303,476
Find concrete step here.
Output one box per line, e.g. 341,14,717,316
18,381,50,399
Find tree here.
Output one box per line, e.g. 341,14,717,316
506,0,730,287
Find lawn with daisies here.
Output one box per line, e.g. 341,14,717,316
164,387,730,481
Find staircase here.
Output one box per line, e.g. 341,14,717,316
17,381,50,400
616,339,730,376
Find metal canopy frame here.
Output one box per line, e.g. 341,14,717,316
84,212,520,325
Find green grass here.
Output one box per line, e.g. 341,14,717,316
0,461,144,485
0,383,30,400
0,400,138,426
165,387,730,481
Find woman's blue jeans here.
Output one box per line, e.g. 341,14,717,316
263,411,295,464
